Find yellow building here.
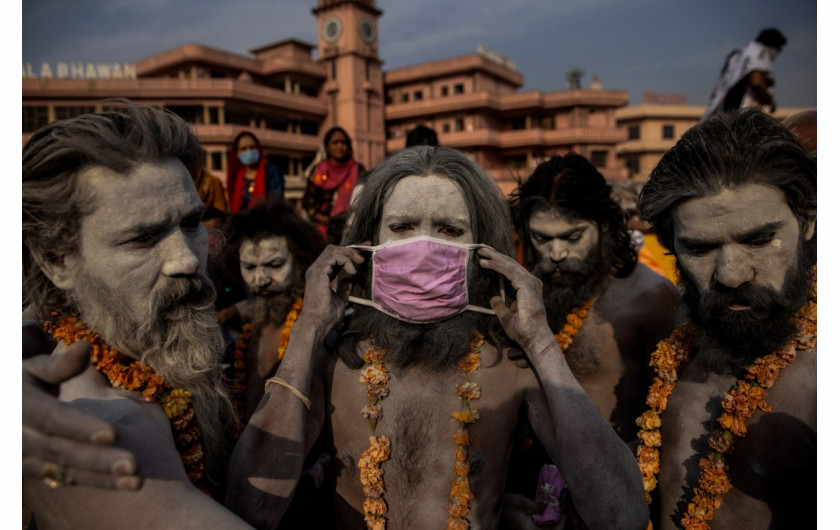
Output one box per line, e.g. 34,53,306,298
616,95,814,184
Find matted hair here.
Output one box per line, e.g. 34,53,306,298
510,153,637,278
220,196,327,294
639,108,816,261
345,146,515,256
341,146,516,367
23,100,205,319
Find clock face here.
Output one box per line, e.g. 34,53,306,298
359,17,376,44
322,16,343,44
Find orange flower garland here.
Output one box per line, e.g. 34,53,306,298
45,314,207,487
358,344,391,529
276,297,304,361
555,296,595,351
231,297,303,427
357,332,485,530
448,332,484,530
635,283,817,529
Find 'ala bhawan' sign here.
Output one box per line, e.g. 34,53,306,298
23,62,137,80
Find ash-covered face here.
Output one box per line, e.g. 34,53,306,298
65,160,209,345
673,183,815,358
238,235,296,298
527,208,600,277
673,183,808,307
378,174,474,245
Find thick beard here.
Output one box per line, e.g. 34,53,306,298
530,237,612,332
339,261,497,373
72,269,235,468
680,245,813,374
344,306,486,373
251,290,296,330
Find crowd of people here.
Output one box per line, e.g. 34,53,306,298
21,98,816,530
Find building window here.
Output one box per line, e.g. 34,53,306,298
662,124,675,140
511,116,527,130
413,90,423,101
330,60,336,80
53,106,96,122
626,157,640,176
628,125,640,140
505,155,527,170
454,83,464,94
23,106,49,133
385,94,393,105
591,150,608,168
441,85,449,96
210,152,223,171
442,123,451,133
454,118,465,132
540,116,555,130
402,93,409,103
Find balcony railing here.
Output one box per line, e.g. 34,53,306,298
22,78,328,117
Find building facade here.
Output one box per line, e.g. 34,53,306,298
616,94,813,183
24,0,633,198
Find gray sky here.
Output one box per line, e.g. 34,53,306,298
22,0,816,107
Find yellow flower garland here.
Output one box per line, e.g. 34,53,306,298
555,296,595,351
635,280,817,529
231,297,303,427
357,332,485,530
45,314,207,488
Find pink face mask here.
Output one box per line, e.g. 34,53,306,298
347,236,498,324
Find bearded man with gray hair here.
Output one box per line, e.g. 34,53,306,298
22,102,250,528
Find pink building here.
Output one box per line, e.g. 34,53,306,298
23,0,629,198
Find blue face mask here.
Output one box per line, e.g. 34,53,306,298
238,149,260,166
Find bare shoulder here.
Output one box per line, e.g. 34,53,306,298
598,263,680,331
609,262,679,303
765,348,816,428
24,368,250,529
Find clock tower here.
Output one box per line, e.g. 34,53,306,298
313,0,385,170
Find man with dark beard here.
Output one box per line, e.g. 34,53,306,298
635,108,816,528
22,102,251,528
226,146,649,529
511,154,680,441
501,155,680,528
216,197,325,423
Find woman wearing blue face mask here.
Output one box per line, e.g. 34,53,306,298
227,131,285,213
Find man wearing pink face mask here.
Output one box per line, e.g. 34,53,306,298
226,146,648,529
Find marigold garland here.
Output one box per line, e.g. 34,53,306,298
448,332,484,530
231,297,303,427
635,279,816,529
555,296,595,351
45,314,207,487
357,332,484,529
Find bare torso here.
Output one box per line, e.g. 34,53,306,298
656,348,816,529
559,263,679,441
326,339,538,529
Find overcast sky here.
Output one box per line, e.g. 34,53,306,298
22,0,817,107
